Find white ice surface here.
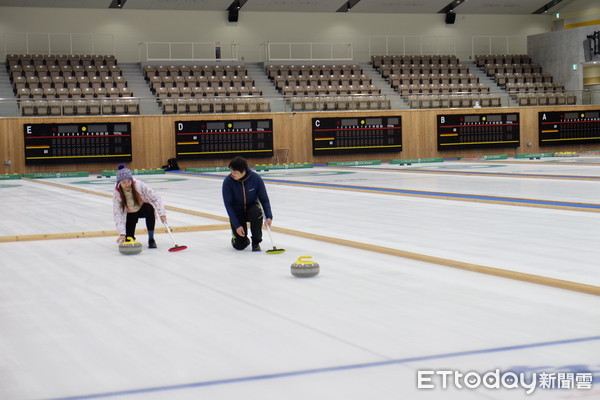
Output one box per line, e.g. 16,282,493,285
0,160,598,400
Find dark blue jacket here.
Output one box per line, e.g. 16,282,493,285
222,169,272,228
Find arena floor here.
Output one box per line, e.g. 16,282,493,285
1,156,599,399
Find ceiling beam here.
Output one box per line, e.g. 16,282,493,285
337,0,362,13
227,0,248,12
438,0,466,14
108,0,126,9
532,0,565,14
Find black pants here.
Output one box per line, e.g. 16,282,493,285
230,202,263,250
125,203,155,240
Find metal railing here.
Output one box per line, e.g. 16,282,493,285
368,36,457,59
2,32,115,59
260,42,353,63
367,35,527,63
138,41,239,63
471,36,528,61
1,89,599,117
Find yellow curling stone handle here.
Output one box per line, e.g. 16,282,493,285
123,236,140,245
295,255,315,265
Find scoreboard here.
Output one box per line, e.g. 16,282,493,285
175,119,273,159
312,116,402,155
437,113,520,150
24,123,132,165
539,110,600,146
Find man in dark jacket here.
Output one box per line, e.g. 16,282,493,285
222,156,273,251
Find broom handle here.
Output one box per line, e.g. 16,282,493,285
264,221,276,247
259,202,276,248
163,221,178,246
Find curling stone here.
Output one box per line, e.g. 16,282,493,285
119,237,142,255
291,256,320,278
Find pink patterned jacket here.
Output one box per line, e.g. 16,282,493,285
113,179,166,235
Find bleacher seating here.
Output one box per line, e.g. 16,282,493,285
4,51,578,114
370,54,500,108
6,53,139,116
143,64,269,114
476,54,576,106
266,63,389,111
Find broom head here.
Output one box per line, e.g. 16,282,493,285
266,246,285,254
169,245,188,252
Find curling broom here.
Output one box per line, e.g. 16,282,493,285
264,222,285,254
163,222,188,252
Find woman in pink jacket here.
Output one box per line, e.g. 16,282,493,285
113,164,167,248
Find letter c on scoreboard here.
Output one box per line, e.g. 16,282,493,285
315,119,321,127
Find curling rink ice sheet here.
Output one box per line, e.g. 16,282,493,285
0,158,599,399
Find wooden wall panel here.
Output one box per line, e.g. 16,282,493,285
0,119,20,175
133,116,170,170
1,105,600,174
409,111,436,159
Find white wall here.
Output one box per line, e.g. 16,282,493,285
0,7,553,63
529,25,600,92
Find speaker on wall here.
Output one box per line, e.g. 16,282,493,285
445,12,456,24
584,39,593,62
228,9,239,22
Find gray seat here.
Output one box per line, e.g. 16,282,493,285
162,99,176,114
75,100,88,114
61,99,76,115
48,100,62,115
21,100,35,116
125,99,139,114
113,99,126,114
34,100,49,115
101,99,114,114
88,99,101,115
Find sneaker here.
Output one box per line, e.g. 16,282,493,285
252,244,261,252
148,239,157,249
